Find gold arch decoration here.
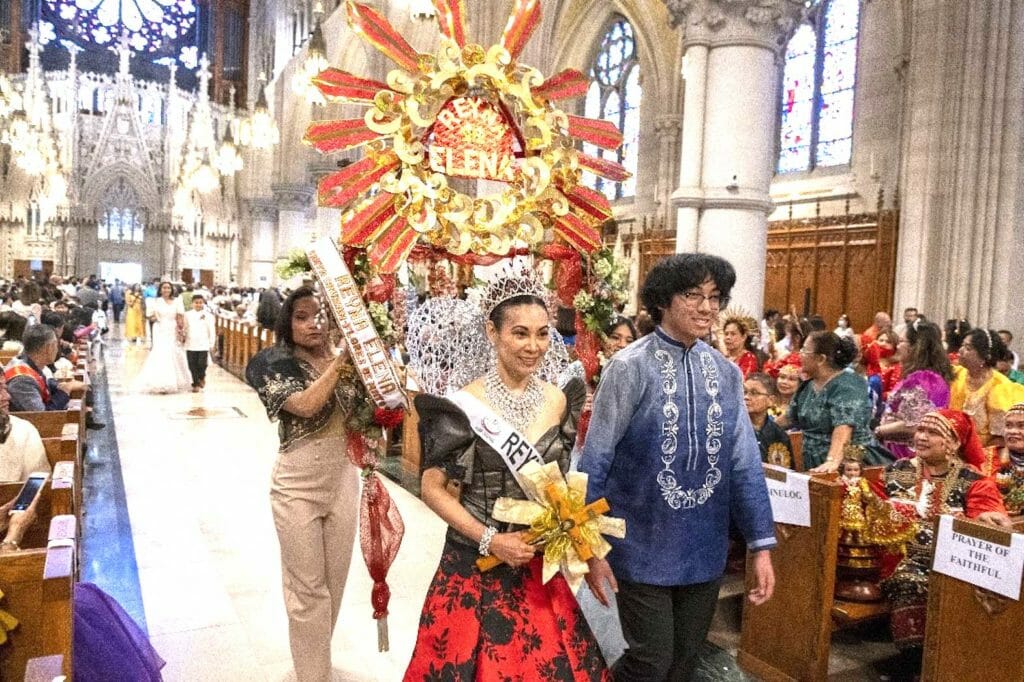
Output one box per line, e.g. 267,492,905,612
303,0,629,271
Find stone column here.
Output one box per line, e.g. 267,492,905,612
245,197,280,288
655,116,682,227
895,0,1024,332
665,0,805,317
272,184,316,255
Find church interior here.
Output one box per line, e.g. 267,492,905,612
0,0,1023,680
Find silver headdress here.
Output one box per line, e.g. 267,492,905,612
407,262,579,396
481,262,552,322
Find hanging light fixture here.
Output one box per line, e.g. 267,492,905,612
291,3,328,105
240,73,280,150
216,123,243,176
190,148,219,194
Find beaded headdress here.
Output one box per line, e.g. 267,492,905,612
1009,403,1024,417
406,265,577,396
841,443,867,463
481,262,551,321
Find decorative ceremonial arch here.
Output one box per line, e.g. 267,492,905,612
303,1,630,271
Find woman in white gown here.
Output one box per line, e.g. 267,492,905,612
134,282,191,394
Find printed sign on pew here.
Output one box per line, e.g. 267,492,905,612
932,515,1024,600
763,465,811,527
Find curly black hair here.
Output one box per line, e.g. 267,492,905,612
640,254,736,324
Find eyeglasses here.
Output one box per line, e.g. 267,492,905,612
680,291,729,309
743,389,770,397
799,349,819,357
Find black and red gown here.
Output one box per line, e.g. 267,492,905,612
403,378,610,681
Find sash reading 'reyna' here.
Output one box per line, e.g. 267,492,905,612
307,236,406,410
449,390,545,500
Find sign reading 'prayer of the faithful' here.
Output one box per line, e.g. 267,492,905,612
763,465,811,527
932,515,1024,600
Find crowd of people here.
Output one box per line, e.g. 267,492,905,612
236,253,1024,681
3,260,1022,680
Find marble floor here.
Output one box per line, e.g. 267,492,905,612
86,331,891,681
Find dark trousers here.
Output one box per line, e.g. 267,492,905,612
611,577,721,682
111,302,124,323
186,351,209,387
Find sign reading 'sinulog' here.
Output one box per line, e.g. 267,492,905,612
932,515,1024,600
763,465,810,527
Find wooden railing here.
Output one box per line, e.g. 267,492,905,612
213,316,275,380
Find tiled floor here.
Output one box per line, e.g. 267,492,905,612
100,334,450,680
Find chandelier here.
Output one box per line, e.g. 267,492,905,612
0,24,68,227
177,53,240,196
1,25,63,180
291,2,328,105
238,72,280,150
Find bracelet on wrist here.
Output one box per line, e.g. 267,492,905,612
0,539,19,551
478,525,498,557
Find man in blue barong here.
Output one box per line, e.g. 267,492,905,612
580,253,777,681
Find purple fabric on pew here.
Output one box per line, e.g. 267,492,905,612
74,582,165,681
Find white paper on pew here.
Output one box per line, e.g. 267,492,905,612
763,465,811,527
932,515,1024,600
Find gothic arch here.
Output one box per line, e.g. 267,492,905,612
81,162,161,217
550,0,678,106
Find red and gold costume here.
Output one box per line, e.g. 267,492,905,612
877,410,1006,650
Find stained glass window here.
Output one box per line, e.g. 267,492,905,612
99,208,145,242
584,16,641,201
777,0,861,173
44,0,196,55
98,178,145,243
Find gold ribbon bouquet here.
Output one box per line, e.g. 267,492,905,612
476,460,625,593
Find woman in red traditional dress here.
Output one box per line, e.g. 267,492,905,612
878,409,1010,664
722,316,759,378
983,402,1024,513
404,287,609,681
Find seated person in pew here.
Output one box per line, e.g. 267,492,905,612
3,325,71,413
874,409,1010,665
0,480,43,553
1,491,166,679
983,402,1024,513
0,374,49,482
0,310,27,353
39,313,103,431
745,372,793,468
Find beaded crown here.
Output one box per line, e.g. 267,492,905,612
481,263,550,321
842,443,868,463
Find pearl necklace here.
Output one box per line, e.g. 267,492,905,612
484,369,544,434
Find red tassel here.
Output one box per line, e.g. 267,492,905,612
575,312,600,382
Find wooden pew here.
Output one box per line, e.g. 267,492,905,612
920,518,1024,681
0,516,76,680
0,466,76,551
401,392,422,476
789,431,804,472
737,471,844,681
13,407,83,440
42,434,78,469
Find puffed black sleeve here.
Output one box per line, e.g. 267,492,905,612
414,393,475,478
246,347,305,422
559,378,588,446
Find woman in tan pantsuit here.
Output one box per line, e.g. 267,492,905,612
246,286,360,682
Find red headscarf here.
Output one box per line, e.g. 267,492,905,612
765,352,802,379
920,409,986,469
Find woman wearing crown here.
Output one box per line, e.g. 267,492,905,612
403,272,609,681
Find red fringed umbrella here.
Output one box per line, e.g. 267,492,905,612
347,432,406,651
